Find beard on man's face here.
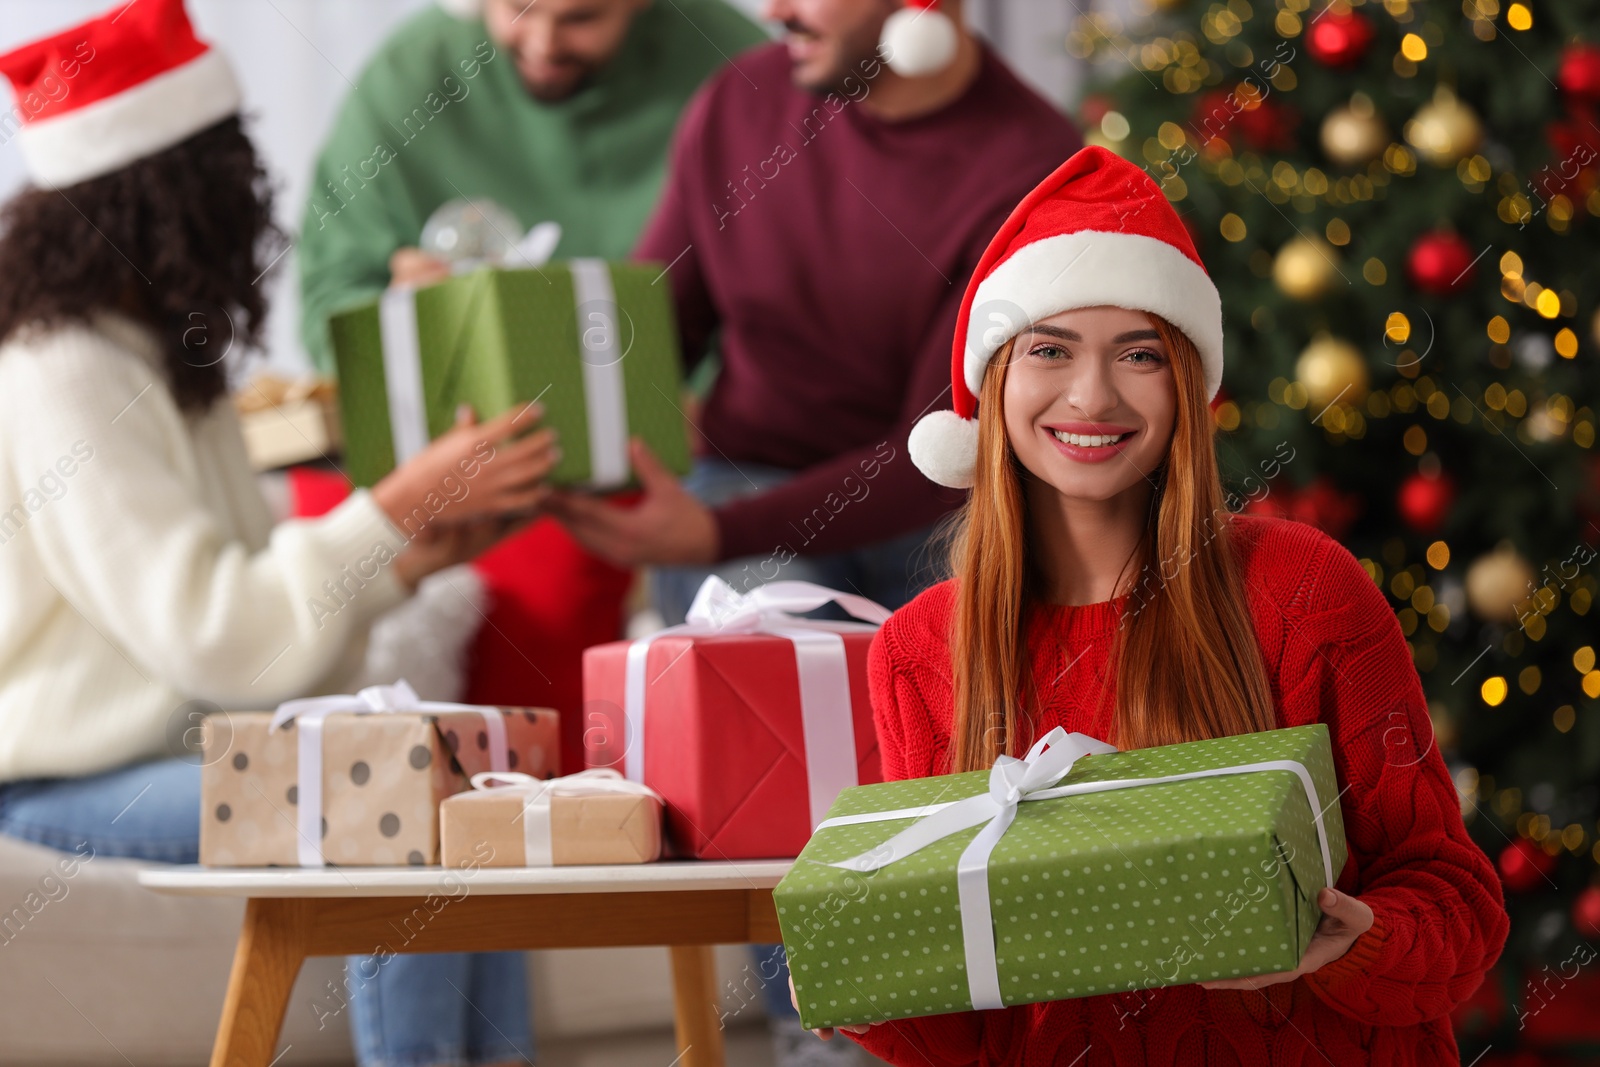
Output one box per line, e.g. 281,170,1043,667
516,51,601,102
781,15,881,95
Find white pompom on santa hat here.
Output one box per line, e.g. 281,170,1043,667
908,145,1226,490
880,0,960,77
0,0,242,190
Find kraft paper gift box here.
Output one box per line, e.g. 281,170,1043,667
582,577,892,860
440,769,664,867
329,261,690,490
774,723,1348,1031
199,682,559,867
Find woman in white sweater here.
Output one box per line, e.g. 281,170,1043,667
0,9,554,1066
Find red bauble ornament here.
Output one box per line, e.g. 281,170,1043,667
1192,88,1298,154
1558,44,1600,104
1397,470,1455,533
1243,477,1361,540
1407,231,1477,296
1079,94,1115,130
1498,839,1557,893
1306,10,1376,69
1574,885,1600,939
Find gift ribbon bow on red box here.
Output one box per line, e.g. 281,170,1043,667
623,576,892,831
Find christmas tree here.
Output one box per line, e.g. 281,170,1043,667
1073,0,1600,1058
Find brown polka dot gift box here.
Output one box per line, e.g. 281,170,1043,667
582,577,892,860
199,681,558,867
774,724,1348,1031
440,769,664,867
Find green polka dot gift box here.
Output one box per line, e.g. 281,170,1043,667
330,261,690,491
774,723,1347,1031
199,703,558,867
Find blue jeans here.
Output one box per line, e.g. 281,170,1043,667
0,757,533,1067
656,456,942,1021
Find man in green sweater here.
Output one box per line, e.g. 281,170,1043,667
295,4,765,1065
300,0,765,345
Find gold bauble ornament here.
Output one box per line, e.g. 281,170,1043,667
1321,105,1390,166
1591,307,1600,349
1403,87,1484,167
1294,335,1370,409
1465,548,1537,624
1273,236,1342,301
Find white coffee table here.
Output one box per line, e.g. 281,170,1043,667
139,861,793,1067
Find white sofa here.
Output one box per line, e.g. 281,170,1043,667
0,833,778,1065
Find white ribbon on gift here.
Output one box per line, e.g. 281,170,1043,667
270,679,509,867
818,726,1337,1012
376,219,630,486
467,768,663,866
622,576,891,831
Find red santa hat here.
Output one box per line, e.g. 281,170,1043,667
908,145,1225,489
0,0,241,190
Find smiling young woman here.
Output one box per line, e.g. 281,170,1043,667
814,146,1510,1067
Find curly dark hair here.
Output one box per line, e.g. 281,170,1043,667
0,115,286,412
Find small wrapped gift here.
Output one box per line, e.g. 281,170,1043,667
232,374,341,472
200,680,559,867
583,577,890,860
775,723,1348,1031
329,256,690,490
440,769,664,867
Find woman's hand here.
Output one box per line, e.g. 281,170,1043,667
390,515,525,591
373,403,558,531
1198,887,1375,991
788,974,877,1040
376,403,557,587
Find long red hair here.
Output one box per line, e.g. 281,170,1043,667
945,314,1277,771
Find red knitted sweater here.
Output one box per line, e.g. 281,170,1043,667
849,513,1509,1067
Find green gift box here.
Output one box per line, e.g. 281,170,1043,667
329,261,691,489
774,723,1348,1031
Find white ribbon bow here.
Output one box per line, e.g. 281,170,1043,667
468,768,662,866
623,576,891,831
378,218,630,487
818,727,1336,1012
270,679,508,867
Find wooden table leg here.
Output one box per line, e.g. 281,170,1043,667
211,898,309,1067
669,944,725,1067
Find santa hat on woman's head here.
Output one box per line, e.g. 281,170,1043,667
908,145,1225,489
0,0,241,190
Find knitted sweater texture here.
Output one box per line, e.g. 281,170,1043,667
852,512,1509,1067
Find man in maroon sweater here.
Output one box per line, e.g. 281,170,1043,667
552,1,1080,617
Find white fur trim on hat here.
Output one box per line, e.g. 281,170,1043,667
436,0,485,17
17,49,241,189
908,409,979,489
881,7,959,77
964,230,1224,402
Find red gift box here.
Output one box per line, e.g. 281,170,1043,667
583,626,883,860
